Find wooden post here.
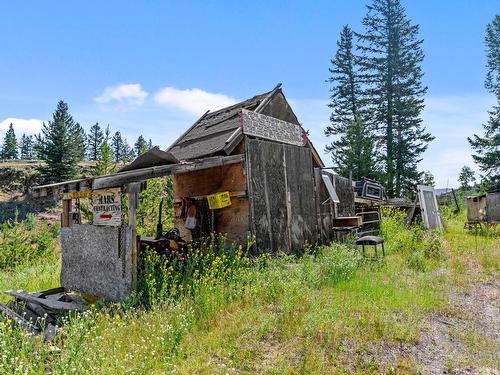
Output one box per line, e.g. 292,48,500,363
125,182,141,285
61,199,72,227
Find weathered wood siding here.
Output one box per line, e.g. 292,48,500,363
334,175,355,217
173,162,249,244
260,91,300,125
246,138,316,254
486,191,500,223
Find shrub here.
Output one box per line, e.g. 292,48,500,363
406,249,427,272
0,212,58,271
381,207,424,255
422,231,444,260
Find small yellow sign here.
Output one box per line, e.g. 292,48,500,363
61,190,93,200
207,191,232,209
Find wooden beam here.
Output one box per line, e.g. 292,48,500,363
92,154,245,190
30,155,245,197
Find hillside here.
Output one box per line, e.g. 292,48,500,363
0,161,99,222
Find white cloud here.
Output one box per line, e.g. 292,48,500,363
94,83,148,106
154,87,237,115
0,118,44,136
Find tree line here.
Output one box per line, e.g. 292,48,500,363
456,15,499,194
1,101,154,183
326,0,433,197
467,14,500,186
326,0,499,196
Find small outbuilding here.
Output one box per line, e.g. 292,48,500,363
167,84,350,253
30,84,354,300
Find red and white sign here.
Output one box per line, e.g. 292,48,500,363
92,188,122,226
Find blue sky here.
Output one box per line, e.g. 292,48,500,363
0,1,498,187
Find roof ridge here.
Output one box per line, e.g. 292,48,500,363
202,86,276,119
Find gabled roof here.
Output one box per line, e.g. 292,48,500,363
166,84,325,167
167,85,282,161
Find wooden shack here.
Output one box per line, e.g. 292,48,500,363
466,189,500,225
167,84,343,254
29,84,353,300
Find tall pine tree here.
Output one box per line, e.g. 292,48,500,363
35,101,84,182
121,141,135,162
134,135,148,156
326,25,374,177
2,123,18,159
74,123,87,161
111,131,125,162
19,134,34,159
357,0,433,196
87,122,104,161
468,15,500,181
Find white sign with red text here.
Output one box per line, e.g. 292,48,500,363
92,188,122,226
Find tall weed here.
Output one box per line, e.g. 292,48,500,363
135,234,251,307
0,213,58,271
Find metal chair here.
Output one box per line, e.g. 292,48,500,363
355,235,385,259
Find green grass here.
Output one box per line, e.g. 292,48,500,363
0,209,498,374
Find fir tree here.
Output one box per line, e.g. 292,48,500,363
357,0,434,196
458,166,476,190
74,123,87,161
468,15,500,181
87,122,104,160
95,127,116,176
333,116,377,180
420,171,435,187
2,123,18,159
19,134,34,159
134,135,148,156
111,131,125,163
326,25,366,156
485,15,500,96
121,141,135,163
35,101,84,182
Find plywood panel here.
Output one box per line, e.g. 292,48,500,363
315,169,335,244
215,198,250,244
173,162,246,198
173,162,249,246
